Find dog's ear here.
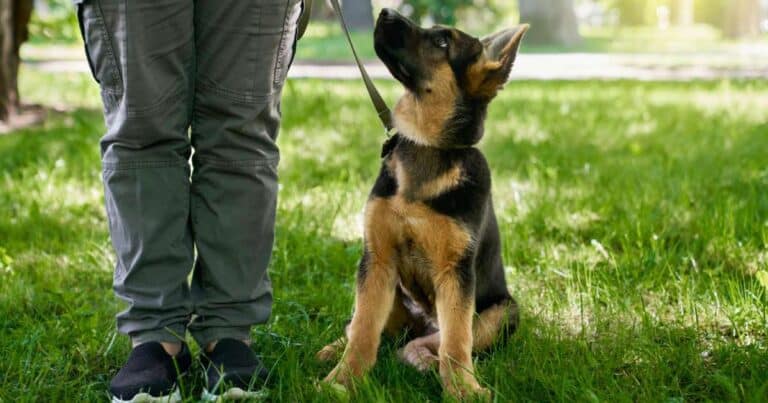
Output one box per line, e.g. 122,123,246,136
478,24,529,91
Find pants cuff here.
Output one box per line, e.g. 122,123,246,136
190,326,252,348
129,324,187,345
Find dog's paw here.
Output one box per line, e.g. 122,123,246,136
471,386,492,401
316,337,346,362
398,344,438,372
316,345,341,362
446,386,491,401
323,364,354,387
445,381,492,401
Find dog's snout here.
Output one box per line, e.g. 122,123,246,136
378,8,406,25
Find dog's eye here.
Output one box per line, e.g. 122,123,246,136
434,36,449,49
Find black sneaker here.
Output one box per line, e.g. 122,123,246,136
109,342,191,403
200,339,269,400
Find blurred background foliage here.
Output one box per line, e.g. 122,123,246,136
27,0,768,45
7,0,764,119
27,0,79,44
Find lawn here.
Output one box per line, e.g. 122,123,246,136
1,69,767,402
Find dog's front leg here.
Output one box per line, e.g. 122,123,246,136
323,254,397,387
434,269,489,399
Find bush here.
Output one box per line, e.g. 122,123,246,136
402,0,477,25
28,0,80,44
694,0,729,28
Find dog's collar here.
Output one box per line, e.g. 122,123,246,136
381,134,400,159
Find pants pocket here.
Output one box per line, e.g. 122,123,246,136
76,0,123,96
194,0,302,102
273,0,304,88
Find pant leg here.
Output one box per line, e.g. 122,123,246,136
77,0,196,343
188,0,302,346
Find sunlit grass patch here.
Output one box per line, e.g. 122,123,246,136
1,72,767,401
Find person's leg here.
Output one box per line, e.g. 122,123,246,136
77,0,196,346
188,0,302,348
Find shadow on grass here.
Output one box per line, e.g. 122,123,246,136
1,80,766,401
0,108,105,254
262,225,767,401
480,314,768,402
483,86,767,268
0,107,102,172
277,277,768,402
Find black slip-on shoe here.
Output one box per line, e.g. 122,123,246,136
200,339,269,401
109,342,191,403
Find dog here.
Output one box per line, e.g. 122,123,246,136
317,8,529,399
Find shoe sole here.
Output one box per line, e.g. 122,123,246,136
111,387,181,403
201,387,268,401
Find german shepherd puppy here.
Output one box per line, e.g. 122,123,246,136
317,8,529,399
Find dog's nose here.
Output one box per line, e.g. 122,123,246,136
380,8,395,19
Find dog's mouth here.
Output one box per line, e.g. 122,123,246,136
376,45,415,88
394,61,412,82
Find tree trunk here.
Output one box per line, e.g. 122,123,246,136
518,0,581,46
342,0,373,31
724,0,762,38
672,0,694,26
0,0,33,122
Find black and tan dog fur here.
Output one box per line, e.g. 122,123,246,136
317,8,529,399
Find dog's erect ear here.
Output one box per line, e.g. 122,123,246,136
480,24,529,87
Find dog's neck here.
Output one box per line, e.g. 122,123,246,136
389,137,466,201
393,91,488,149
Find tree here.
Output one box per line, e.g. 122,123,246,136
406,0,474,25
518,0,581,46
342,0,373,31
0,0,33,122
724,0,762,38
671,0,694,26
610,0,650,26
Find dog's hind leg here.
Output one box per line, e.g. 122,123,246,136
398,297,519,372
399,331,440,372
317,286,424,362
473,297,519,351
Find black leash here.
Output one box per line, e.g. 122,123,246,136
298,0,398,156
327,0,395,136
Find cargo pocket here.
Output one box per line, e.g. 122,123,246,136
76,0,123,98
272,0,304,89
194,0,301,103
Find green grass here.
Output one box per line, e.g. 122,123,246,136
1,69,768,402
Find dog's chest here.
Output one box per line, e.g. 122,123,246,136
388,149,463,201
364,155,473,315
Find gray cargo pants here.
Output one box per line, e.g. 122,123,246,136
75,0,302,346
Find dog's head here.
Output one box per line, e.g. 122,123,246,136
374,8,528,148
